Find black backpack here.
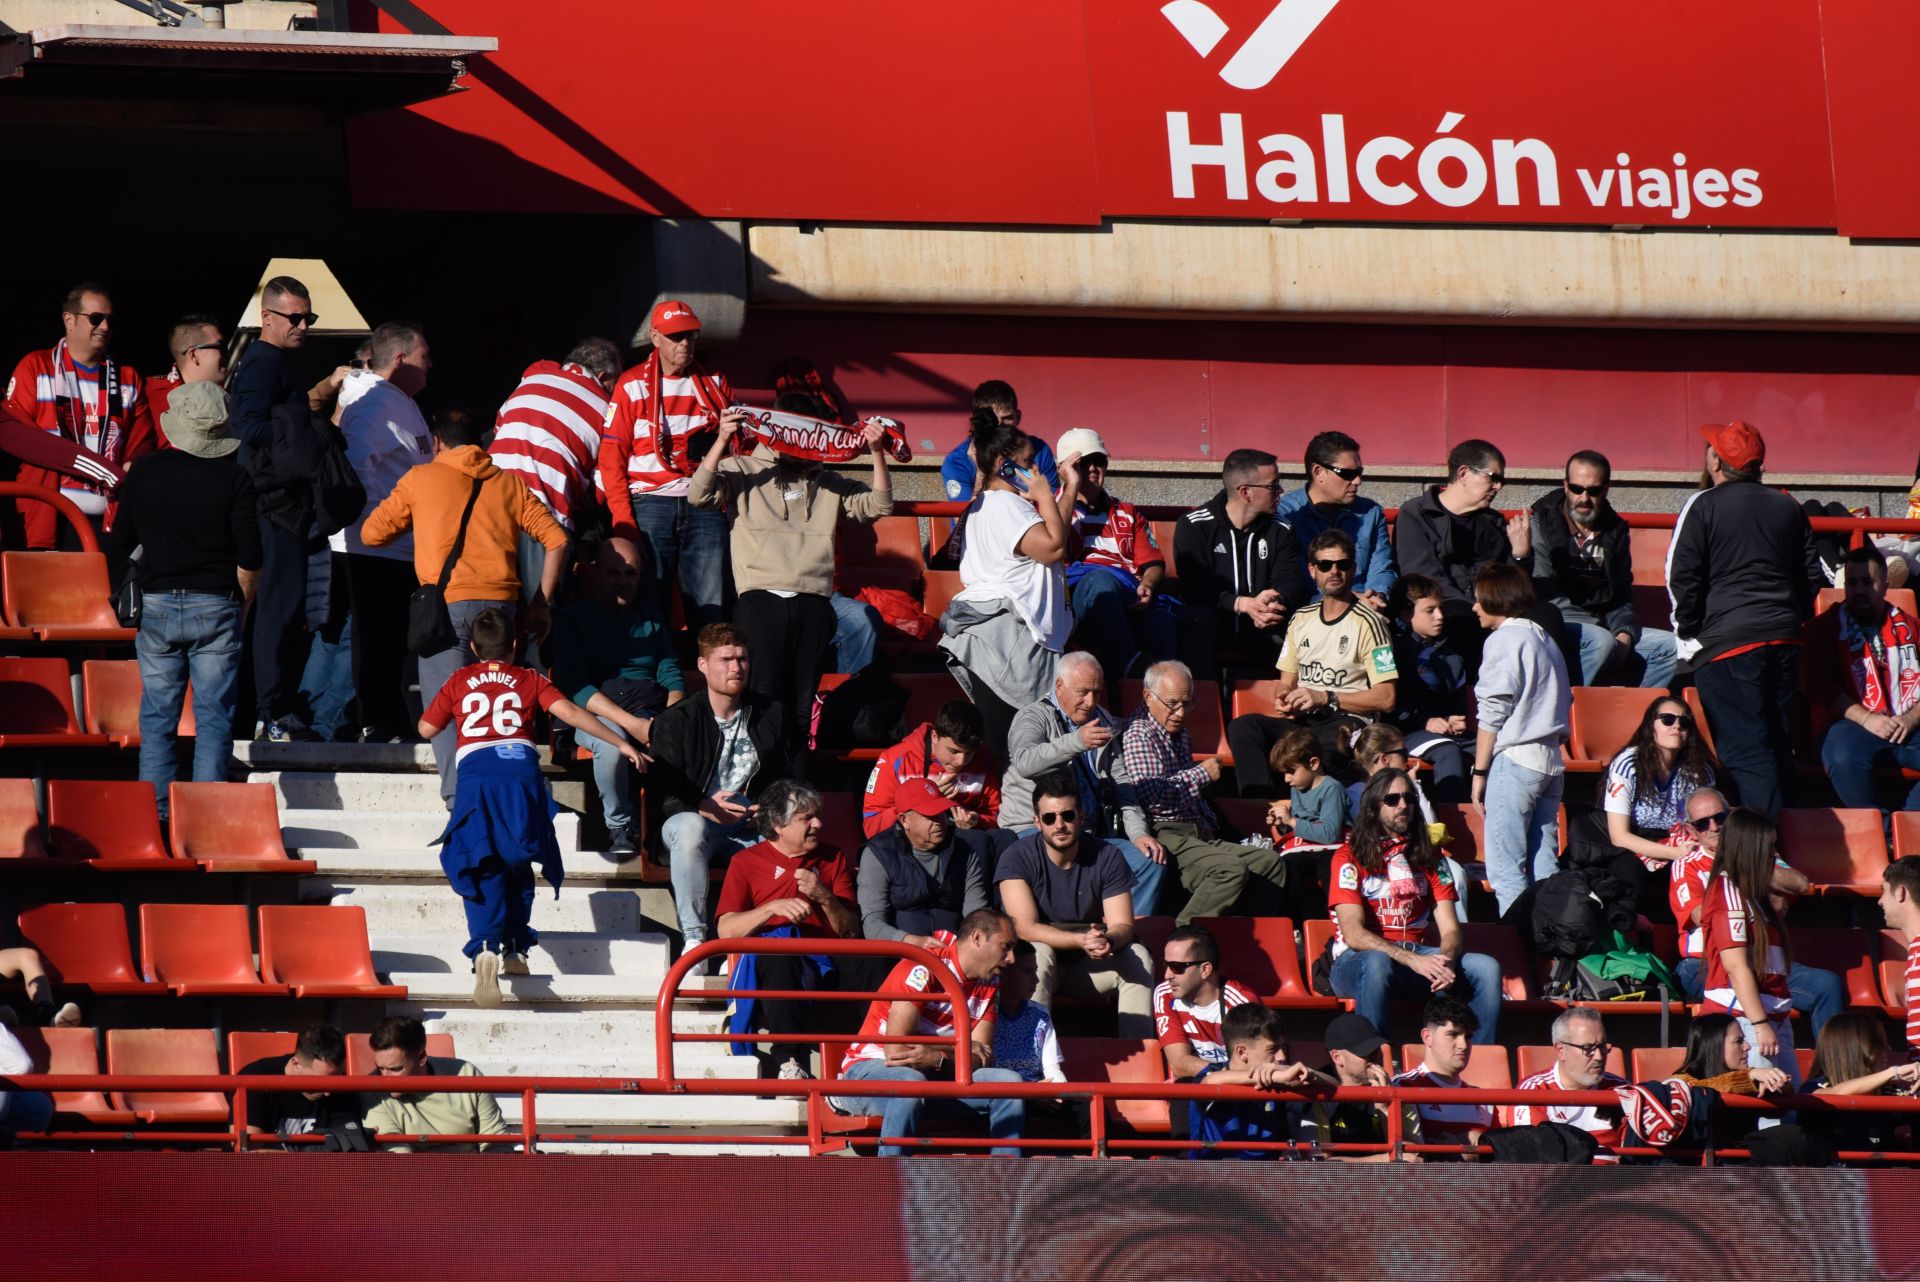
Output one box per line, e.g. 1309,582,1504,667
309,419,367,540
1530,868,1612,960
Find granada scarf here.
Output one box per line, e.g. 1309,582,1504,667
1840,605,1920,716
732,405,912,465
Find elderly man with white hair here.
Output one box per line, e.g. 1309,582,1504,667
1121,659,1288,924
1507,1007,1630,1160
999,650,1167,915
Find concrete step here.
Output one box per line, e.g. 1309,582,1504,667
234,740,443,773
404,1004,736,1064
530,1140,806,1156
301,847,647,884
369,927,665,976
252,770,452,812
316,880,641,937
279,807,581,851
499,1090,804,1128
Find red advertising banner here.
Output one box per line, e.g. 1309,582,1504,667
351,1,1916,237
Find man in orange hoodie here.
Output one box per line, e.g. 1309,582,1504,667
361,410,571,804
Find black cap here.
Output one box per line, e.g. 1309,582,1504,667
1324,1012,1387,1059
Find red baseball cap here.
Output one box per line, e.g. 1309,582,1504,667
1700,420,1765,472
650,300,702,336
894,778,954,819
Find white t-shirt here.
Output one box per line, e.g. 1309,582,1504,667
954,490,1069,650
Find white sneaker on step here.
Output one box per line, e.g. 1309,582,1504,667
502,952,531,976
473,950,502,1008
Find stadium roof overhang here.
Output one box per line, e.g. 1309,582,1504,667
0,24,497,114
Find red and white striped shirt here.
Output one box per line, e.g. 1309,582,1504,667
1699,878,1792,1020
1905,933,1920,1055
1153,979,1255,1070
1507,1066,1629,1162
840,932,996,1074
490,360,608,531
596,356,733,518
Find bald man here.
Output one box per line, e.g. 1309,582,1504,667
551,537,686,855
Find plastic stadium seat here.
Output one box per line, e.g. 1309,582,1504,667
346,1030,455,1077
139,903,288,997
1302,919,1339,994
1398,1043,1513,1089
1516,1043,1627,1080
1679,687,1719,759
921,570,964,623
924,517,957,567
1430,803,1485,865
0,777,47,859
105,1028,231,1124
1776,808,1889,896
16,1026,134,1124
80,659,195,747
1818,587,1919,618
818,792,865,862
1629,527,1672,586
1458,922,1540,1001
2,551,135,641
835,564,921,600
1632,1046,1687,1082
15,902,164,995
1879,929,1911,1011
1567,687,1662,765
1894,812,1920,861
0,658,111,748
838,515,924,571
167,782,316,874
1060,1036,1169,1134
1119,678,1230,759
227,1030,297,1071
47,779,193,872
1192,916,1334,1008
1230,679,1284,720
258,905,407,999
1791,927,1895,1012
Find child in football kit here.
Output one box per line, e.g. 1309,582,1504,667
419,609,646,1007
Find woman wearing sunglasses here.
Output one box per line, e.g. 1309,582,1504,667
1584,697,1723,912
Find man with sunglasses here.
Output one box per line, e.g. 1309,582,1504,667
1175,446,1307,684
1275,431,1396,610
1529,450,1678,689
1668,789,1841,1035
142,315,225,444
1507,1008,1629,1161
5,280,153,550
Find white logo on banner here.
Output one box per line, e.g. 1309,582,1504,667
1162,0,1343,90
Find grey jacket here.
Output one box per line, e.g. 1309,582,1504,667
1474,617,1571,760
999,696,1148,841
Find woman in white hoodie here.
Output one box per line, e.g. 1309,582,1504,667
1469,563,1572,917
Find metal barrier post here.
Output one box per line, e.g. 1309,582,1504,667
233,1087,248,1153
523,1088,537,1157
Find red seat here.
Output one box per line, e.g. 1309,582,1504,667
1192,915,1335,1009
15,902,164,995
835,564,922,600
1893,812,1920,861
1632,1045,1687,1081
1131,914,1177,972
1629,527,1673,587
818,792,865,863
1301,918,1340,999
80,659,194,747
105,1028,231,1124
346,1030,456,1077
1398,1042,1513,1089
1430,802,1486,865
1791,927,1895,1012
0,777,47,859
15,1026,134,1125
1567,687,1662,765
1516,1043,1626,1080
1230,679,1284,720
139,902,288,997
1,551,135,641
838,514,924,571
1776,808,1889,896
226,1030,297,1071
0,658,110,749
1879,928,1912,1011
258,905,407,999
924,517,957,567
47,779,192,872
1119,678,1230,760
921,570,964,622
168,782,315,874
1060,1036,1169,1134
1459,921,1539,1001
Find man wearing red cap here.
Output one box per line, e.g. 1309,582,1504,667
596,301,743,630
1668,421,1822,817
856,777,992,949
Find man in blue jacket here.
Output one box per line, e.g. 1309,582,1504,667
939,380,1058,501
1274,431,1395,609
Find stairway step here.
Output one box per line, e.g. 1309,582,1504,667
279,808,581,850
234,739,441,773
369,928,666,977
252,770,455,812
318,879,639,936
498,1091,803,1128
407,1005,734,1062
302,848,647,883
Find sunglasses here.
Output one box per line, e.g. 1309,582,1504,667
67,311,111,327
185,342,223,358
1239,480,1281,493
1037,809,1079,826
1321,463,1364,481
1467,464,1505,485
1566,482,1607,497
1655,712,1695,730
1689,809,1729,833
1164,959,1206,974
1312,558,1352,573
1380,791,1413,808
266,307,319,328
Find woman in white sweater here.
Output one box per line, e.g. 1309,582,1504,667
1469,563,1572,916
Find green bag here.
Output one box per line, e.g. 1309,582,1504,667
1574,929,1681,1002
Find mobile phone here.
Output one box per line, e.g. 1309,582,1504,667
349,359,365,370
998,459,1031,488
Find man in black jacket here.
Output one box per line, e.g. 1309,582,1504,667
1668,422,1822,818
649,622,800,949
1174,447,1307,682
1529,450,1677,689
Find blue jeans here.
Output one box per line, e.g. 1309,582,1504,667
833,1060,1026,1157
1673,956,1846,1039
1566,616,1679,690
661,811,761,943
584,714,635,831
0,1087,53,1137
1068,570,1177,689
628,495,727,633
1483,755,1563,917
1329,942,1503,1045
136,590,243,820
1013,826,1166,917
830,591,881,675
1820,720,1920,817
460,856,537,959
421,599,516,804
298,614,354,741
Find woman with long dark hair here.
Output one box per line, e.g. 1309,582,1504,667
1676,1012,1793,1096
1604,696,1720,869
1699,808,1800,1095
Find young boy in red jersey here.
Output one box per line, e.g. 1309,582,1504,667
419,608,645,1007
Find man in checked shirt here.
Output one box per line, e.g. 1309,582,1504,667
1120,659,1286,925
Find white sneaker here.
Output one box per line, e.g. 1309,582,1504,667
473,950,502,1008
502,952,530,976
51,1002,82,1027
777,1059,811,1081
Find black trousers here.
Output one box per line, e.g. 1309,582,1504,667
733,589,837,747
1694,643,1801,820
344,553,418,739
252,518,313,721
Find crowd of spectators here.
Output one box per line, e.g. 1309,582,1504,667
10,277,1920,1164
